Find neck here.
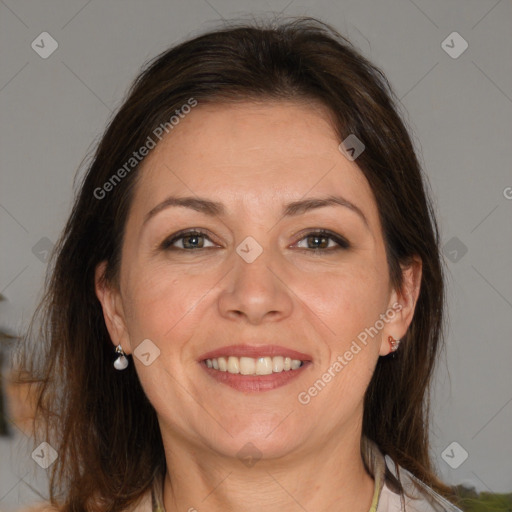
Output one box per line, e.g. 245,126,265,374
160,425,375,512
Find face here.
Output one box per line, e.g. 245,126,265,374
96,100,419,461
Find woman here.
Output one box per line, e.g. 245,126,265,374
18,16,463,512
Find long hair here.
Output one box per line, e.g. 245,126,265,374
16,16,455,511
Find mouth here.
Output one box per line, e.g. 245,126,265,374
204,355,305,374
198,344,312,392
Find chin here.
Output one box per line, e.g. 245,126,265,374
214,436,302,464
201,418,308,461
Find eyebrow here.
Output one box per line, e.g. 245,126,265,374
143,194,369,229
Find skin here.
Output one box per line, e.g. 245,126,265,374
95,100,422,512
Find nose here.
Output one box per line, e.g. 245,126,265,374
217,243,294,325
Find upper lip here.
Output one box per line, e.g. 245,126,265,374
199,344,312,362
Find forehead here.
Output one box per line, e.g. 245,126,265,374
131,100,378,224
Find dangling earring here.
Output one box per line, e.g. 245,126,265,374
388,336,400,353
114,344,129,370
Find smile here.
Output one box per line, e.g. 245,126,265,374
204,355,304,375
198,345,313,392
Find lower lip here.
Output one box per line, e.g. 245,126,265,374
200,361,312,392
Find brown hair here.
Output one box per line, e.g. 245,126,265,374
16,16,456,511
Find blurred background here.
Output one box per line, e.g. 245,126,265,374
1,0,511,510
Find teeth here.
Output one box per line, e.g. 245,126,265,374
290,359,301,370
205,355,304,375
272,356,284,372
256,356,273,375
239,356,255,375
227,356,240,374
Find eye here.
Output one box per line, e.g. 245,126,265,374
160,228,350,252
161,229,217,250
293,229,350,252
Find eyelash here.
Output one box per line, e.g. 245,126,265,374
160,229,350,253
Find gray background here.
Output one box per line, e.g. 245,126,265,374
1,0,511,510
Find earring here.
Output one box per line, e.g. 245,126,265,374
388,336,400,353
114,344,129,370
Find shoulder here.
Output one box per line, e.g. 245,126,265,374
379,455,463,512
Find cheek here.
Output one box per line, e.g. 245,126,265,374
121,261,218,343
294,261,387,344
296,267,383,411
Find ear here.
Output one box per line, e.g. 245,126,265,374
94,261,132,354
379,255,422,356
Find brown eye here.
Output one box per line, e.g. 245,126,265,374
294,230,350,252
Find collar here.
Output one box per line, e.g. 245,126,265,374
361,435,387,512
